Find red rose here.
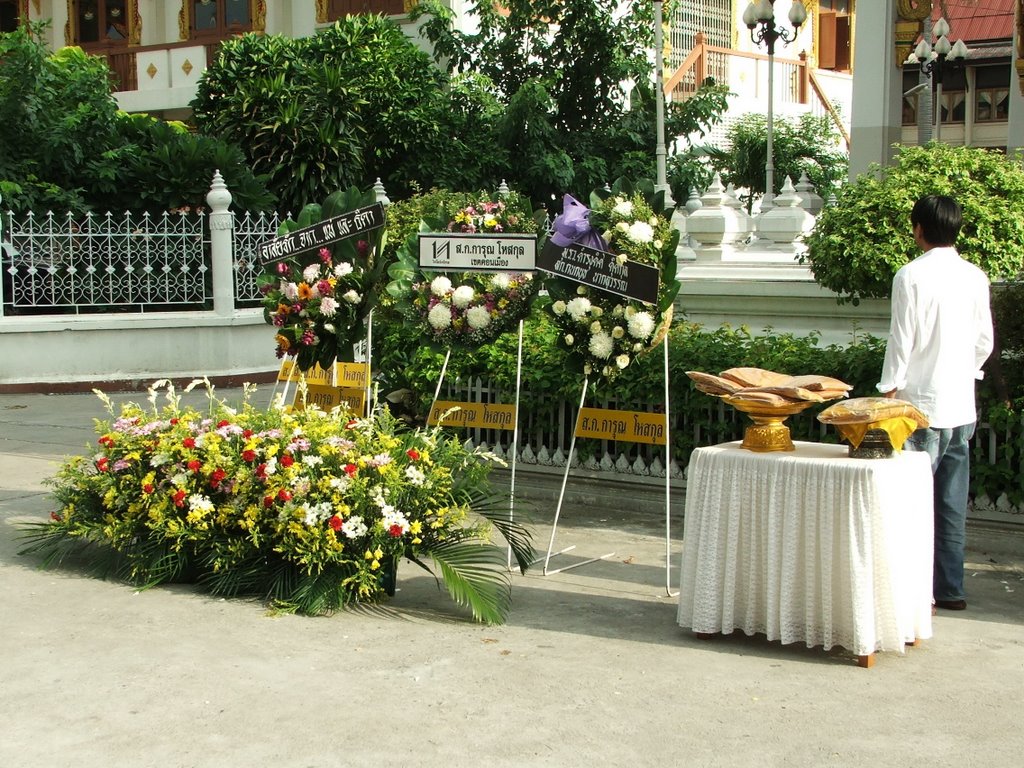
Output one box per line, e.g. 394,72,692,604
217,420,230,428
211,468,227,483
187,459,202,472
242,429,253,438
96,457,109,472
50,511,62,521
406,448,420,461
242,449,257,462
182,437,196,449
170,418,179,426
388,524,404,538
329,515,343,532
172,490,186,507
256,463,268,479
98,435,115,448
263,495,274,508
142,483,155,494
280,454,295,468
344,463,358,477
277,488,292,502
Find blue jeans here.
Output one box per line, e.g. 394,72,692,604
905,423,975,602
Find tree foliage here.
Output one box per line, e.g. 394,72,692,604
704,112,848,210
191,17,458,212
804,143,1024,303
0,22,273,214
412,0,730,204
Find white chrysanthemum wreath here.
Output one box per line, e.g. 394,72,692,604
543,184,680,382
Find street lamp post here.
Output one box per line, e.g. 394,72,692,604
908,17,969,143
653,0,673,206
742,0,806,211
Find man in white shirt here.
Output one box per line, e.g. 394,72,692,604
877,195,994,611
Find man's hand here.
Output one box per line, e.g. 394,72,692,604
882,389,897,399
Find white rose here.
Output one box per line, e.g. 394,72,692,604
342,289,361,304
616,221,629,233
654,239,663,249
616,254,628,266
633,342,644,352
552,300,567,316
430,276,453,297
616,354,630,369
591,306,603,317
590,320,602,334
564,334,574,345
452,285,476,309
612,326,625,339
583,363,592,375
576,285,588,295
466,305,491,329
428,303,452,329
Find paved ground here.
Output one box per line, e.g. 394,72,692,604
1,388,1023,768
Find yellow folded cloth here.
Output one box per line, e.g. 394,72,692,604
835,416,921,451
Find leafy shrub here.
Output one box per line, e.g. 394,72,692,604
804,143,1024,303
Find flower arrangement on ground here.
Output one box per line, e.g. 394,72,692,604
386,191,544,349
20,380,533,623
259,187,391,372
543,179,681,382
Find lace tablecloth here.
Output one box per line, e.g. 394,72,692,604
676,441,933,656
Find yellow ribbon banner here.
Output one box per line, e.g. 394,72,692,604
278,361,369,388
293,385,366,414
427,400,517,431
574,407,667,446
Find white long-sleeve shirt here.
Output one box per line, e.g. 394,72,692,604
877,246,994,427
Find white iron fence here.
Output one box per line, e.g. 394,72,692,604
1,206,281,315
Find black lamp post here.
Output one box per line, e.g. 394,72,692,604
742,0,807,210
907,17,969,143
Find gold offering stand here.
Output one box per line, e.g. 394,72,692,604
726,398,819,452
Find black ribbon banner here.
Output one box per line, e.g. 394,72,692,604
538,240,660,305
258,203,386,265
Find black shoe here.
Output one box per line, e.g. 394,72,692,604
934,599,967,611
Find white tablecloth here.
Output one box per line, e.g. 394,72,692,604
676,441,933,656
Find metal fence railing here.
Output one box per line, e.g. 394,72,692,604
1,207,282,316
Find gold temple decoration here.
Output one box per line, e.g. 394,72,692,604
315,0,329,24
895,0,931,67
146,61,157,78
182,58,194,76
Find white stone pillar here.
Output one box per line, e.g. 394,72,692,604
1008,1,1024,155
206,170,235,317
849,0,904,178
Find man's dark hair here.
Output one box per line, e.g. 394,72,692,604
911,195,962,247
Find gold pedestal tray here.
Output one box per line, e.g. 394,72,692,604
726,399,819,452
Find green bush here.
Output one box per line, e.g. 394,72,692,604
804,143,1024,303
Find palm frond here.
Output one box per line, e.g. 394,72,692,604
428,540,513,625
458,488,536,574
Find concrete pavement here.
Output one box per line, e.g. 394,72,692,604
1,387,1023,768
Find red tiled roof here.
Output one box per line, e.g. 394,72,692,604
930,0,1014,43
